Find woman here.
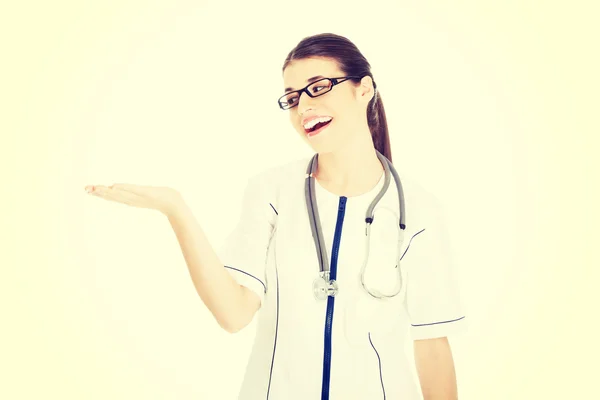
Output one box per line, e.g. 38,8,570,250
86,33,466,400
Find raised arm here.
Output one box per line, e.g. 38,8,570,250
86,181,265,334
166,200,261,333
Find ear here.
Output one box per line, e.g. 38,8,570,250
359,76,376,105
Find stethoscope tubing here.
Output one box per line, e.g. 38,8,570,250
305,150,406,280
305,155,330,281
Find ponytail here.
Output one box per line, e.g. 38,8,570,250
367,88,392,163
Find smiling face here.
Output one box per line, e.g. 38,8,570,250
282,57,373,154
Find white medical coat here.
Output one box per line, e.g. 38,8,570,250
218,156,466,400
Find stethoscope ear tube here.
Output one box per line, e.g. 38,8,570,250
305,155,331,286
373,151,406,230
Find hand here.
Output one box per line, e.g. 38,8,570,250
85,183,184,216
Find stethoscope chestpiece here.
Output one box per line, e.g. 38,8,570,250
312,274,339,301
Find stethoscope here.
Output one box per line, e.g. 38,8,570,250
305,149,407,301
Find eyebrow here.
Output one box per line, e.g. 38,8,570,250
284,75,326,93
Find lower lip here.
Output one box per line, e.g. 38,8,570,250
306,120,332,137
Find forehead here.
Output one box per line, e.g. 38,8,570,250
283,57,343,92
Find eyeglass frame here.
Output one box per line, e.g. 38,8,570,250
277,76,367,110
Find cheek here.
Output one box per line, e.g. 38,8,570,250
288,115,299,131
293,120,304,134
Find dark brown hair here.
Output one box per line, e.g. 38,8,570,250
282,33,392,162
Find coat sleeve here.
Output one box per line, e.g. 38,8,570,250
403,190,467,340
216,171,278,305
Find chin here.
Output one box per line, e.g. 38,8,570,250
306,139,340,155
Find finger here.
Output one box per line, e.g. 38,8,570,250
87,184,139,194
91,185,143,206
87,185,110,197
111,183,152,195
110,192,142,207
87,185,108,194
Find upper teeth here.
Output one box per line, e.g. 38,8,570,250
304,117,332,130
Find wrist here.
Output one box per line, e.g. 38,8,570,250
162,195,188,219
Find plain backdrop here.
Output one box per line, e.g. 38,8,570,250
1,0,598,399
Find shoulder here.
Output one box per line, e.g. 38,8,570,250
248,155,311,189
393,171,444,231
244,155,311,204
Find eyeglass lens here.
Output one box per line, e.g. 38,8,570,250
280,78,333,109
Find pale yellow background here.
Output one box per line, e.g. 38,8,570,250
1,0,598,399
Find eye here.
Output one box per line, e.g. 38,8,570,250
286,95,299,106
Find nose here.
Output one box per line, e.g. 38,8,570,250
297,90,317,115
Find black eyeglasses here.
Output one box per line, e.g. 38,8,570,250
278,76,362,110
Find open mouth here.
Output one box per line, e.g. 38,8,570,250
305,119,333,136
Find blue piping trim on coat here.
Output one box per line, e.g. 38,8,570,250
399,228,426,261
412,315,466,327
321,196,347,400
223,266,267,293
368,332,386,400
266,262,279,399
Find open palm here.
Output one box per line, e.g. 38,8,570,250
85,183,183,216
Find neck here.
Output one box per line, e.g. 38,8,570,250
314,133,384,194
